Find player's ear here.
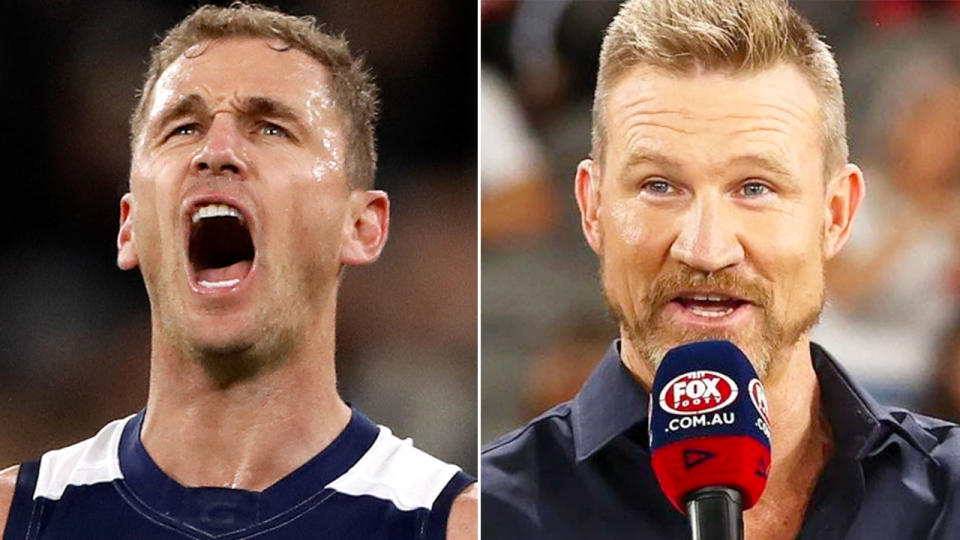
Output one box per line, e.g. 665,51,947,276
117,193,140,270
823,163,864,259
340,189,389,266
575,158,603,254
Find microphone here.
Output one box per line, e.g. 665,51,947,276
648,340,772,540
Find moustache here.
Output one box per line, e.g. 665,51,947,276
645,269,771,311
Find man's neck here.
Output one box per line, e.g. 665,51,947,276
621,334,833,540
743,338,833,540
141,330,351,492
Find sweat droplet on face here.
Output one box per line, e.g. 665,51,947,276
306,89,336,113
610,200,647,245
302,85,345,183
312,159,341,183
305,89,337,130
311,127,343,183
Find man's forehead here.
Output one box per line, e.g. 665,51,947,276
605,63,822,166
147,37,335,122
608,63,820,127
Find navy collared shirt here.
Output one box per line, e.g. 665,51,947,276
482,341,960,539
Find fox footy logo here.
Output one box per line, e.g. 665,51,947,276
659,370,738,415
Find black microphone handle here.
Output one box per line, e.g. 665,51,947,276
685,487,743,540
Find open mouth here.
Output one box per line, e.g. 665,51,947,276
188,203,254,290
670,294,750,319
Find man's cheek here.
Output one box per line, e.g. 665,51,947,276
608,262,643,321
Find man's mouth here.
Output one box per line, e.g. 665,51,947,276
188,203,255,290
665,292,752,323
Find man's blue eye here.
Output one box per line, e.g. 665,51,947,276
643,179,673,194
742,183,770,196
261,124,288,137
172,123,199,136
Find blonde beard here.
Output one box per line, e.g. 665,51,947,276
602,268,824,380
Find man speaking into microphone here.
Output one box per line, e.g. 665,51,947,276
481,0,960,538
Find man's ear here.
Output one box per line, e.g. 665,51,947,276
823,163,865,259
340,190,390,266
117,193,139,270
574,158,603,254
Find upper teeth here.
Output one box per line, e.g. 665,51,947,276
690,295,730,302
192,204,242,224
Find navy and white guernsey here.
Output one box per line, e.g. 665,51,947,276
4,408,474,539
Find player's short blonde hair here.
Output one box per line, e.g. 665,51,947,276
131,2,379,189
593,0,847,174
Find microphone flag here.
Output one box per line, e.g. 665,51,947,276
648,340,771,512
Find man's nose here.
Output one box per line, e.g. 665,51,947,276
190,115,248,177
669,194,744,273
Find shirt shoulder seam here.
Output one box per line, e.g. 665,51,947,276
481,405,573,455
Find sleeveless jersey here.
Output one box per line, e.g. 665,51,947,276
3,408,473,539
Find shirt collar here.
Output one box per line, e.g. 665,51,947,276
811,343,937,460
809,342,889,458
570,339,921,463
572,340,649,462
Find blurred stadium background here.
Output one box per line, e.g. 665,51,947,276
0,1,476,476
482,0,960,444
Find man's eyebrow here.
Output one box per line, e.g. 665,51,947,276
724,154,793,177
622,149,793,178
150,94,209,136
237,96,302,123
623,149,684,170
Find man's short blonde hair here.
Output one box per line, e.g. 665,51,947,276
131,2,379,189
593,0,847,174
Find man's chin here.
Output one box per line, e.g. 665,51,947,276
174,308,262,353
191,337,257,358
180,318,258,354
629,326,774,378
180,320,297,382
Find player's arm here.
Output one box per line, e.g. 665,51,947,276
446,483,477,540
0,465,20,534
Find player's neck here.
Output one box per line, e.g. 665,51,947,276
141,322,351,491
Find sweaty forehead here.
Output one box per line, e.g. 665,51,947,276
604,63,823,170
147,37,336,124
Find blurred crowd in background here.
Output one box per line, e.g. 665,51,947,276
482,0,960,443
0,0,476,475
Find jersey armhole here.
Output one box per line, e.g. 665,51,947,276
4,460,39,540
423,471,475,540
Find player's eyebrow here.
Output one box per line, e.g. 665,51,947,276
150,94,210,138
235,96,309,139
149,95,309,140
236,96,300,122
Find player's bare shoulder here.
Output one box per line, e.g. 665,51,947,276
0,464,20,532
446,483,477,540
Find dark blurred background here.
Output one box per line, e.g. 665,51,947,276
481,0,960,443
0,0,476,476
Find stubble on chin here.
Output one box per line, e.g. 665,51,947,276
154,293,300,388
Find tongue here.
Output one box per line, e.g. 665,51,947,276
195,260,252,285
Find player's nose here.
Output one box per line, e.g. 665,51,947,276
669,193,744,273
191,115,248,177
